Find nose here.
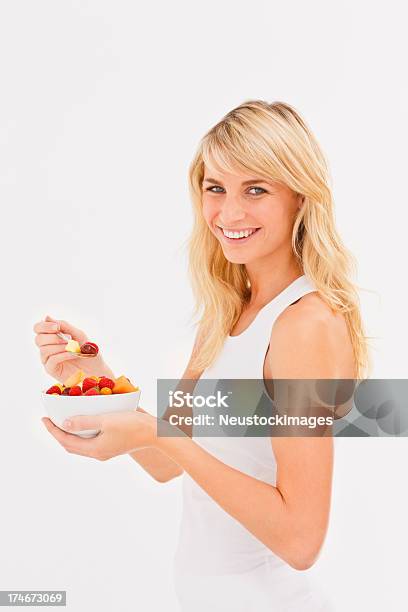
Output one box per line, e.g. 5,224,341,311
218,194,246,226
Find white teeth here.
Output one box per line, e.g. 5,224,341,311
221,228,257,239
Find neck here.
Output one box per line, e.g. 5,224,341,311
245,246,303,309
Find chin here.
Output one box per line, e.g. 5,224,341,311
225,256,248,264
221,249,255,265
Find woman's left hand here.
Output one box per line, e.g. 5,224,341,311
41,408,157,461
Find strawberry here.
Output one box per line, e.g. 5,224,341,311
80,342,99,355
98,376,114,390
82,377,99,393
69,386,82,396
62,387,71,395
84,387,99,396
46,385,62,395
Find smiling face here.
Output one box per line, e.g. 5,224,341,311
201,165,302,265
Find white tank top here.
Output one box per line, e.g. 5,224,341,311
173,275,335,611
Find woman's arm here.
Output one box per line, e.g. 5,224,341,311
154,305,350,570
128,408,184,483
128,327,204,482
156,432,332,570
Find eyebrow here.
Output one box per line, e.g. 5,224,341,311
202,177,273,186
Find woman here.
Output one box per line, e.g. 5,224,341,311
34,100,370,611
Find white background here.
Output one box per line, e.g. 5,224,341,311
1,1,407,610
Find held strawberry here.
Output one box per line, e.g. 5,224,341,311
80,342,99,356
86,342,99,351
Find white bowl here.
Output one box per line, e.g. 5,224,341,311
41,389,141,438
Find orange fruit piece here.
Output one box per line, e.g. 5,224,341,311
100,387,112,395
112,375,138,394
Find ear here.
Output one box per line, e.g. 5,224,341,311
297,194,305,210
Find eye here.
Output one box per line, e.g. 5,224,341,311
205,185,225,193
248,186,267,195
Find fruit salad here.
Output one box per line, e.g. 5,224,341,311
45,370,139,396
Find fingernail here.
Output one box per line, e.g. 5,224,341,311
63,420,72,429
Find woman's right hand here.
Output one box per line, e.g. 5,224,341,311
33,315,115,384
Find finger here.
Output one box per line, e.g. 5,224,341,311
45,316,70,338
57,320,87,344
40,344,72,365
45,351,84,369
45,315,58,323
35,333,67,348
35,316,87,344
62,414,103,432
33,320,61,334
41,417,101,455
41,417,78,446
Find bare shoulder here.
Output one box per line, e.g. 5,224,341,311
265,291,355,378
275,291,342,334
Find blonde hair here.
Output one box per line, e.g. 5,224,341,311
187,100,371,379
